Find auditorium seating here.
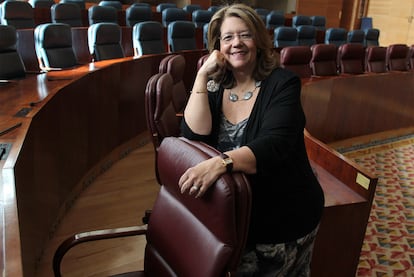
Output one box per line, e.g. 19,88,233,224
203,23,209,48
88,22,124,61
0,25,26,80
51,3,83,27
364,28,380,46
365,46,387,73
53,136,252,277
161,7,187,27
280,45,312,78
266,10,285,29
168,20,197,52
192,9,213,28
310,43,338,76
29,0,55,8
297,25,317,46
292,15,312,27
325,27,347,47
60,0,86,10
125,5,152,27
88,5,118,25
337,43,365,74
98,0,122,11
34,23,78,71
0,0,35,29
386,44,410,71
156,2,176,13
347,29,365,44
183,4,201,15
132,21,165,56
254,8,270,22
273,26,298,48
310,15,326,31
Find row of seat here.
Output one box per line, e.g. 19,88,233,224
0,0,215,29
274,26,380,48
0,19,201,78
279,43,414,78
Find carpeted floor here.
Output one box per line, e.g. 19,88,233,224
336,133,414,276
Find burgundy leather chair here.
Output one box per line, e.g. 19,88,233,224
158,54,189,115
386,44,410,71
53,137,252,277
310,43,338,76
365,46,387,73
280,45,312,78
145,70,181,184
337,43,365,74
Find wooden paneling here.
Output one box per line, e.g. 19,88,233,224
367,0,414,45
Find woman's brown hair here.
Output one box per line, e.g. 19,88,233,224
207,3,279,88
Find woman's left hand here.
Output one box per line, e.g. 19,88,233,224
178,156,226,198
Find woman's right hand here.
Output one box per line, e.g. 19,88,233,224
199,50,227,79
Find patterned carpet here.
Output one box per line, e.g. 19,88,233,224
336,133,414,276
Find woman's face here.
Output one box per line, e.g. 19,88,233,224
219,16,257,73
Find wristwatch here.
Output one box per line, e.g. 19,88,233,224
220,153,233,173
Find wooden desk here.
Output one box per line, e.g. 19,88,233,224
301,72,414,144
0,50,207,277
305,131,377,277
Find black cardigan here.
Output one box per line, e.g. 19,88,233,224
181,67,325,244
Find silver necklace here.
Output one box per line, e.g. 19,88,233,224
229,80,261,102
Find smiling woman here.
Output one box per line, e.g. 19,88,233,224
179,3,325,276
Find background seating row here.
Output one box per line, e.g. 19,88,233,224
279,43,414,78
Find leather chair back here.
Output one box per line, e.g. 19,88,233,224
324,27,347,47
310,15,326,31
266,11,284,29
132,21,165,56
51,3,83,27
292,15,312,27
208,5,220,13
29,0,54,8
347,29,365,44
365,46,387,73
386,44,409,71
310,43,338,76
0,25,26,79
34,23,78,70
280,46,312,78
254,8,269,22
192,9,213,28
88,22,124,61
125,5,152,27
156,2,176,13
183,4,201,15
145,65,181,183
1,0,35,29
98,0,122,11
297,25,316,46
158,54,188,115
168,20,197,52
273,26,298,48
88,5,118,25
337,43,365,74
60,0,86,10
162,7,187,27
364,28,380,47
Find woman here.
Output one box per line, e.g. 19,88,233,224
178,4,324,276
